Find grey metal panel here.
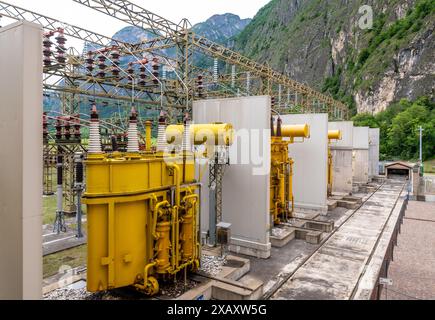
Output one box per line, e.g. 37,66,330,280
280,114,329,213
369,128,380,177
329,122,354,194
329,121,354,149
0,21,43,299
193,96,271,258
353,150,370,184
332,149,354,194
353,127,369,150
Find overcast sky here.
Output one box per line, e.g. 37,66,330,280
4,0,270,39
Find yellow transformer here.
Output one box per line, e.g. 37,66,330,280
83,120,233,296
327,130,342,196
270,118,310,225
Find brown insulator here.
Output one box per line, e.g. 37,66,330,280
152,57,159,84
197,75,204,98
276,117,282,137
56,118,62,140
43,112,48,140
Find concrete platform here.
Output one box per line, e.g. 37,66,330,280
270,227,295,248
271,180,405,300
43,224,86,256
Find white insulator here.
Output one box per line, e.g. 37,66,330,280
231,65,236,88
127,122,140,153
213,58,218,83
182,122,192,152
88,121,102,154
157,123,168,152
246,72,251,94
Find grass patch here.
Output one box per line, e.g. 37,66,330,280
43,244,87,279
43,195,57,225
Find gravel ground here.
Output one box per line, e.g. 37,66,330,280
381,201,435,300
44,288,119,300
199,254,227,276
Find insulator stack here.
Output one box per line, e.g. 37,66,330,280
55,29,67,64
88,104,102,154
127,107,140,153
127,62,134,84
152,58,159,84
43,112,48,141
43,35,53,67
97,55,107,78
111,135,118,152
157,112,168,152
74,115,81,139
197,75,204,98
75,159,84,184
56,118,62,140
276,117,282,137
139,66,147,86
85,51,94,76
213,58,218,83
64,119,71,140
271,97,276,109
111,49,120,78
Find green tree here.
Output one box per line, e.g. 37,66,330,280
387,99,435,160
351,113,378,128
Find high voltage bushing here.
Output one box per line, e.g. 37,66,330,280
55,28,67,65
42,34,53,67
152,57,159,84
97,54,107,78
197,75,204,98
110,49,121,78
85,51,95,76
127,62,134,84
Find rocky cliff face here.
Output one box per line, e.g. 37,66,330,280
234,0,434,114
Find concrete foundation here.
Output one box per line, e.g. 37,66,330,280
0,21,43,300
329,121,354,194
194,96,271,259
353,127,370,184
280,114,329,215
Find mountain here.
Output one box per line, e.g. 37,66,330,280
192,13,252,45
234,0,434,114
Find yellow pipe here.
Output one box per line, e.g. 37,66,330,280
145,121,153,152
143,261,157,288
182,194,198,261
280,124,310,138
152,200,169,239
167,163,180,206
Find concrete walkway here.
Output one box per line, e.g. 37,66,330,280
271,180,405,300
380,201,435,300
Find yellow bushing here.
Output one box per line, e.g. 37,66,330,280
166,123,234,146
280,124,310,138
328,130,342,140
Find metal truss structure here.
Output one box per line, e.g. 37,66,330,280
0,0,349,225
